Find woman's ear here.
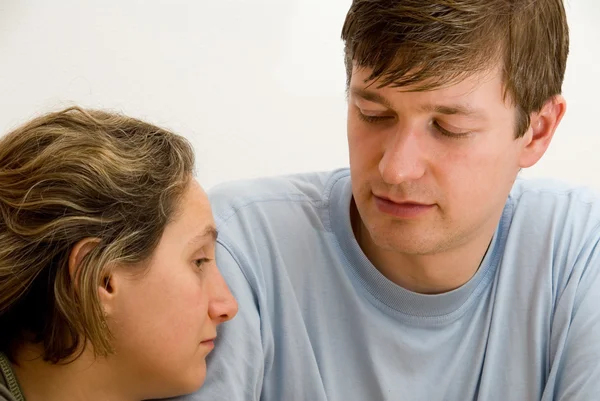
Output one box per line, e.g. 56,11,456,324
98,266,121,316
68,238,117,316
519,95,567,168
68,237,100,284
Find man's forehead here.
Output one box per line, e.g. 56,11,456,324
350,64,501,92
350,65,505,114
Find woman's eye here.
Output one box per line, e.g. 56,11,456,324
194,258,211,269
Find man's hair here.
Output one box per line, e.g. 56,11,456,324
341,0,569,137
0,107,195,363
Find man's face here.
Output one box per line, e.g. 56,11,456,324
347,66,533,256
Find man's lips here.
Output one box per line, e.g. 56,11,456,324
374,193,433,206
373,195,435,218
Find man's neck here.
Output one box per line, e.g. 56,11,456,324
355,216,497,295
12,344,133,401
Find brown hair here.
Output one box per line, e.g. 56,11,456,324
0,107,195,363
341,0,569,136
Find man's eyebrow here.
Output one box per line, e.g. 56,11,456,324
349,87,394,109
187,225,219,246
418,103,485,118
350,87,485,119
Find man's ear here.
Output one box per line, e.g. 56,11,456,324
519,95,566,168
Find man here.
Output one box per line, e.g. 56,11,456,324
179,1,600,400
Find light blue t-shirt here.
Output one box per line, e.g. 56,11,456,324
177,169,600,401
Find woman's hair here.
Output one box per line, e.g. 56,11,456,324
0,106,195,363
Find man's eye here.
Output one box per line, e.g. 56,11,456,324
432,121,471,138
357,111,394,124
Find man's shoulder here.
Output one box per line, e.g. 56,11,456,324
508,177,600,246
208,168,350,224
511,177,600,213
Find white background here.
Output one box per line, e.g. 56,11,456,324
0,0,598,190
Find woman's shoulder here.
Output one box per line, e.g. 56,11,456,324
0,384,18,401
0,355,21,401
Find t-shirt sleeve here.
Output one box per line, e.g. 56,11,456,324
551,236,600,400
171,240,265,401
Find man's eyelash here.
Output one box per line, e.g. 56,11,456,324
432,121,471,138
358,110,471,139
357,112,393,123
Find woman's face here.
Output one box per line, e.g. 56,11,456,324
101,179,238,398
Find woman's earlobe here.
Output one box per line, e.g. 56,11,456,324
98,264,130,316
103,276,114,294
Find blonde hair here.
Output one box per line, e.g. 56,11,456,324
0,107,195,363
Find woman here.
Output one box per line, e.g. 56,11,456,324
0,107,238,400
